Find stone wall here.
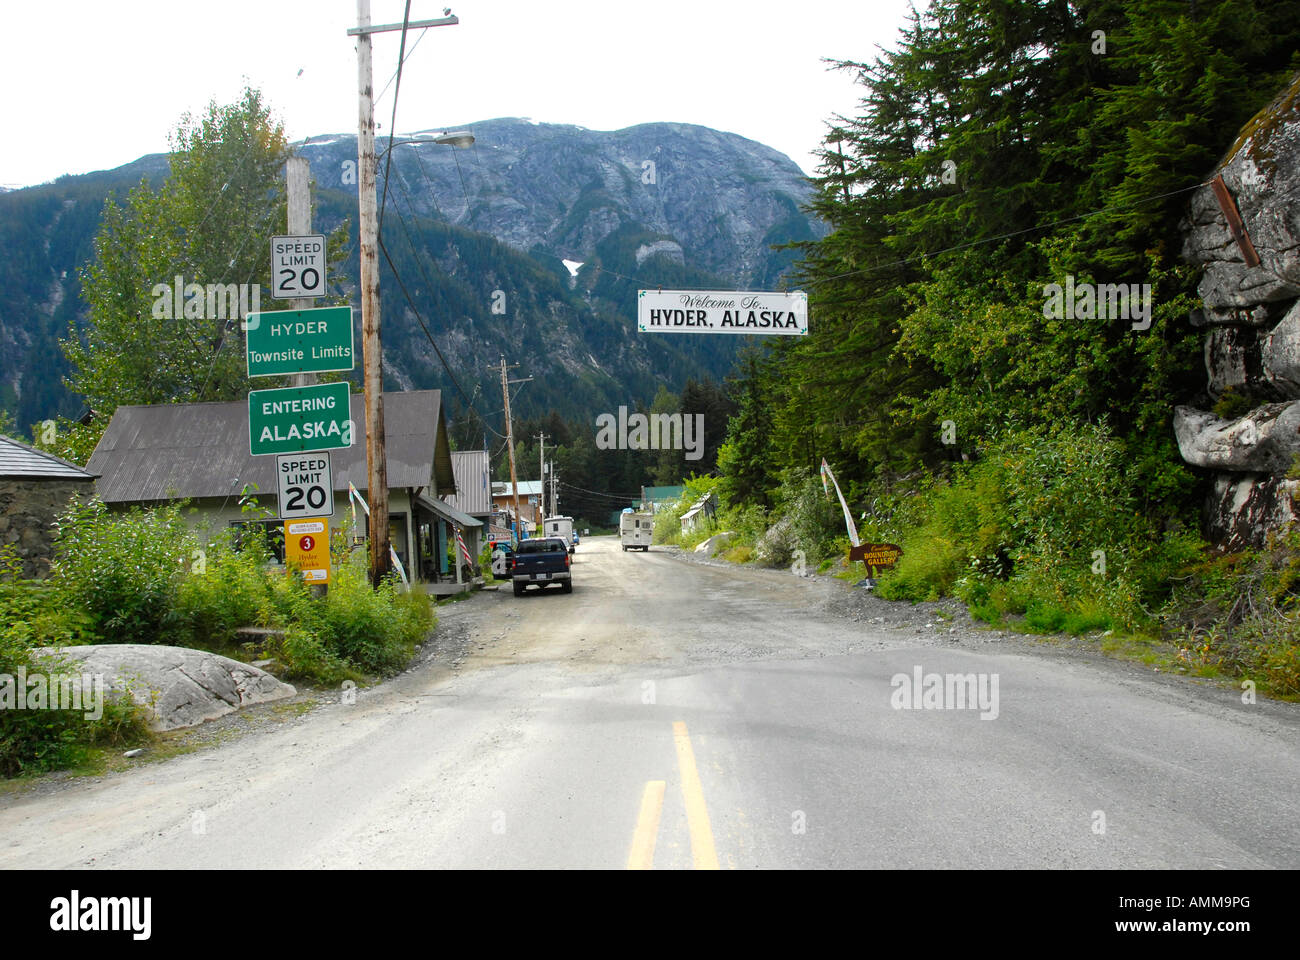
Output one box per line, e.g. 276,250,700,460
0,478,93,578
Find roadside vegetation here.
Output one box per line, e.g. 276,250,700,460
645,4,1300,701
0,496,436,777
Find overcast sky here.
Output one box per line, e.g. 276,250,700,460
2,0,913,189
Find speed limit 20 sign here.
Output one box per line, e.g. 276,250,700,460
276,452,334,520
271,234,327,299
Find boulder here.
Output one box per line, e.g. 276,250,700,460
1261,299,1300,395
1181,73,1300,320
694,531,735,557
1173,402,1300,473
1204,300,1300,399
1177,72,1300,547
1205,324,1266,399
1204,474,1300,550
35,644,296,732
1188,303,1276,329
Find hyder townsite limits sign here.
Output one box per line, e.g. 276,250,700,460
245,305,355,378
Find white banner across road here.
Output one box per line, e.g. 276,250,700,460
637,290,808,335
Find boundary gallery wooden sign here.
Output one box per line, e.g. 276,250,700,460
849,542,903,576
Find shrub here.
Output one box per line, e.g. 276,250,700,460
50,497,197,645
870,421,1201,633
717,504,768,549
43,498,436,684
0,547,150,777
875,535,967,601
175,523,276,647
653,474,723,546
263,553,435,681
720,544,755,564
755,516,797,567
773,468,846,563
1165,528,1300,698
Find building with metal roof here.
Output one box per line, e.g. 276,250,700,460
491,479,544,498
445,450,492,564
640,484,685,513
491,479,545,534
680,491,717,536
0,434,98,578
448,450,493,517
1,435,99,481
85,390,475,583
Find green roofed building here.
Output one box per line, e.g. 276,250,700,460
640,485,685,513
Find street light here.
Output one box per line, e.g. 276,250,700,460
433,129,474,148
378,130,475,159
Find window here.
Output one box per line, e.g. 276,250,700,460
518,538,566,554
229,519,287,562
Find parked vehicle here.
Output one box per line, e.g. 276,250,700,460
511,537,572,595
542,515,576,553
489,539,515,577
620,511,653,551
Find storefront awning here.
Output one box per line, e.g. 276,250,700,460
416,492,483,528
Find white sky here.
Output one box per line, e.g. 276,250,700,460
1,0,913,189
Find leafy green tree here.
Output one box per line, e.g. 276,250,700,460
64,87,347,417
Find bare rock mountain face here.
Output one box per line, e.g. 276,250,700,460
1176,73,1300,548
301,118,820,288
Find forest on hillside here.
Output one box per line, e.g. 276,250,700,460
690,0,1300,696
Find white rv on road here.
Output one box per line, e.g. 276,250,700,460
620,511,653,551
543,516,576,553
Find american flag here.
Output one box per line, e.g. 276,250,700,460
455,526,473,567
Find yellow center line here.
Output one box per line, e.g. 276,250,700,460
673,720,719,869
627,780,666,870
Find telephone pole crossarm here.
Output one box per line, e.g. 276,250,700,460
348,15,457,36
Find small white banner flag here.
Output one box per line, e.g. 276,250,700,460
637,290,808,335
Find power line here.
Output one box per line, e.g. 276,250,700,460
375,161,508,443
559,479,642,500
373,27,428,107
376,232,506,441
377,0,413,239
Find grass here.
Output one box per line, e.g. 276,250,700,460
719,544,755,564
0,696,324,792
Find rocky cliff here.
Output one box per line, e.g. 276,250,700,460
299,118,821,288
1176,73,1300,547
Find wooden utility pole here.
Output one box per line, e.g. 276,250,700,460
536,432,548,521
348,2,459,585
285,156,317,389
352,0,391,585
499,356,522,539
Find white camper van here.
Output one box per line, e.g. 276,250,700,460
620,511,653,551
543,516,576,553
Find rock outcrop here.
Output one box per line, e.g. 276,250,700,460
1177,73,1300,547
1174,401,1300,473
37,644,296,732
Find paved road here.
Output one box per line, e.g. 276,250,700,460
2,535,1298,869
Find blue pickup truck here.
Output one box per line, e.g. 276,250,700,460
511,537,573,596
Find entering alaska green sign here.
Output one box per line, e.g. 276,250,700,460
245,306,354,378
248,381,353,456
